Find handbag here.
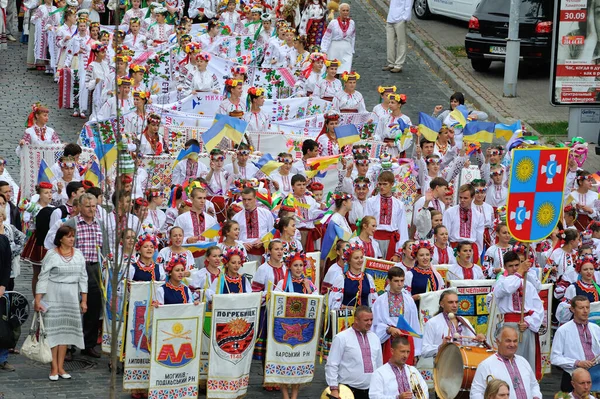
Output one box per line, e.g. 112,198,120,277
21,311,52,364
0,296,16,349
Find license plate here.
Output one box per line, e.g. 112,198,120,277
490,46,506,54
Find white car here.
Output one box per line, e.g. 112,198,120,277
413,0,480,22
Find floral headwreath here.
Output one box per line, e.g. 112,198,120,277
32,102,49,114
309,52,326,62
130,64,147,73
231,65,247,75
59,156,77,168
222,247,247,265
285,250,308,269
77,16,89,25
343,242,364,262
165,253,187,273
211,149,225,160
248,86,264,97
308,182,324,191
324,59,340,68
332,192,353,201
355,157,370,166
133,90,151,100
176,25,187,33
354,176,371,188
147,113,161,124
184,42,202,54
115,54,132,63
135,198,149,207
576,253,598,272
225,78,243,87
490,169,504,177
116,45,134,56
425,156,441,165
324,110,340,121
195,51,211,62
564,205,577,217
388,93,407,103
129,17,141,25
91,42,107,52
233,178,257,190
352,143,371,154
377,85,396,94
90,21,100,29
145,188,163,198
135,233,158,251
38,182,53,190
446,183,455,196
474,186,487,194
341,71,360,81
576,173,593,182
186,180,207,198
410,240,434,258
117,76,133,86
276,20,289,29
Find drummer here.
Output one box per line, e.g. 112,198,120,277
551,296,600,393
421,290,485,359
470,326,542,399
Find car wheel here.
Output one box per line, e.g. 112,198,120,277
471,59,491,72
414,0,431,19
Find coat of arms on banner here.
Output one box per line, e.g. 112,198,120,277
272,296,318,348
448,280,494,335
155,319,198,367
362,257,396,295
212,309,257,365
507,148,569,242
131,301,151,353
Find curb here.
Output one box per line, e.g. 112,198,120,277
363,0,539,132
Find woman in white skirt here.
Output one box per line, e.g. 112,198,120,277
320,3,355,74
34,225,87,381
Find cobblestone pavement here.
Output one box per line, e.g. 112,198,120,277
0,0,567,397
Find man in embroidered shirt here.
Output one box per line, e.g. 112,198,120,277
551,296,600,392
174,185,218,245
570,368,594,399
232,187,274,263
326,306,383,399
470,326,542,399
369,336,428,399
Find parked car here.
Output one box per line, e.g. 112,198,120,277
464,0,554,72
414,0,481,22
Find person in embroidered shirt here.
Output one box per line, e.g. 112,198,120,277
325,306,383,399
490,251,544,377
292,174,322,251
442,183,484,264
447,241,485,281
349,216,383,259
174,183,219,247
223,143,259,181
552,295,600,393
171,139,209,186
372,267,421,366
206,247,251,300
328,242,378,310
485,165,508,209
421,290,484,360
404,240,445,304
17,102,61,157
154,254,198,306
556,257,600,324
368,336,428,399
232,187,275,263
470,326,542,399
365,171,409,261
568,368,595,399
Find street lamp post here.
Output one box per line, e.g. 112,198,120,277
503,0,520,97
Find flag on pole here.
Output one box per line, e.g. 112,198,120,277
253,153,283,176
306,154,341,178
202,114,248,152
334,124,360,147
173,144,200,167
37,159,55,184
463,121,496,143
320,220,351,261
182,241,216,258
448,105,469,128
418,112,441,141
94,143,118,170
84,161,104,186
396,314,423,338
495,121,521,141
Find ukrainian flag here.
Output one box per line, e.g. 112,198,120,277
202,114,248,152
182,241,215,258
320,220,351,261
334,124,360,147
253,153,283,176
495,121,521,141
84,161,104,186
463,121,496,143
396,314,423,338
37,159,55,184
448,105,469,128
201,222,221,239
173,143,200,167
418,112,441,142
305,154,341,178
94,143,118,170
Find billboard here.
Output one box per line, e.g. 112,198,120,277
550,0,600,105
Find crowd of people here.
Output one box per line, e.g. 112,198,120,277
0,0,598,398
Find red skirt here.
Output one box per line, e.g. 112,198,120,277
21,234,47,267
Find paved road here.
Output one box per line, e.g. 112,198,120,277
0,0,572,396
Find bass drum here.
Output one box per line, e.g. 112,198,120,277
433,343,496,399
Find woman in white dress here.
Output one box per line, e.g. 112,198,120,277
187,52,220,94
333,71,366,113
218,78,246,114
143,188,167,234
276,217,303,258
374,93,412,157
320,3,355,74
147,6,174,46
298,0,326,48
157,226,195,277
139,113,169,155
293,51,325,96
124,90,149,141
52,156,79,206
17,102,61,156
316,110,341,156
313,58,342,101
243,86,271,131
372,85,395,122
198,19,221,54
84,41,111,116
219,0,243,34
54,9,77,75
218,220,248,259
34,225,87,381
328,192,353,235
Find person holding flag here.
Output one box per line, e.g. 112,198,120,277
372,266,421,364
232,187,275,263
421,290,485,359
171,139,208,186
174,183,219,248
373,93,411,157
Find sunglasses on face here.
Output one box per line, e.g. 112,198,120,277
211,156,225,161
354,183,369,189
238,150,250,156
279,158,293,164
475,188,487,194
490,150,503,156
491,171,504,177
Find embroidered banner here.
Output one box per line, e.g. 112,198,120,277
101,263,126,357
331,309,354,339
433,265,450,283
362,257,396,295
123,281,163,391
207,292,261,398
448,279,495,335
264,292,323,385
305,252,321,292
539,283,553,376
148,303,205,399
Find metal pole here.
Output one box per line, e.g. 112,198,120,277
503,0,520,97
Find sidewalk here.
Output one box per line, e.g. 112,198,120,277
365,0,570,126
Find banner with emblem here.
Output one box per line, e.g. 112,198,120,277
264,292,324,385
148,303,205,399
448,279,495,335
101,265,126,357
538,283,553,376
507,148,569,242
123,281,163,391
207,293,261,399
362,257,396,295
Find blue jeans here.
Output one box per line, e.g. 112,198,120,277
0,348,8,363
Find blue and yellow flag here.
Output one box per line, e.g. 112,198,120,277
182,241,216,258
37,159,55,184
201,222,221,239
202,114,248,152
173,143,200,167
305,154,341,178
463,121,495,143
84,161,103,186
253,153,283,176
495,121,521,141
448,104,469,128
334,124,360,147
94,143,118,170
320,220,351,261
418,112,441,142
506,148,569,242
396,314,423,338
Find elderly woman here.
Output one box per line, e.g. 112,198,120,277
320,3,356,74
34,225,88,381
